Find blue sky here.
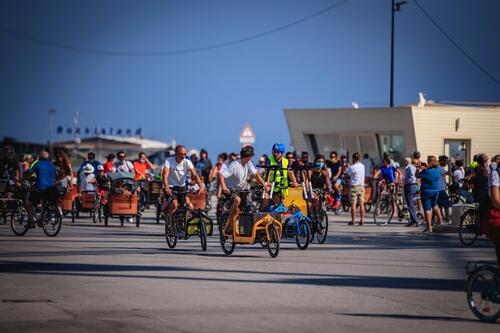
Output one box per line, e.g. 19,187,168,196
1,0,499,157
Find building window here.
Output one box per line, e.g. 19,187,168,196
378,134,404,162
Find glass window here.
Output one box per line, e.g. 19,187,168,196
378,134,404,163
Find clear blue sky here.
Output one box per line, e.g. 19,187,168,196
1,0,499,157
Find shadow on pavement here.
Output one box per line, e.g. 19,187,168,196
338,312,481,323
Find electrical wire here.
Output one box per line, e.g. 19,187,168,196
413,0,500,87
0,0,349,57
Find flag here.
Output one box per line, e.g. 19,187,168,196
66,128,73,135
125,129,132,135
135,128,142,136
94,127,98,135
109,127,113,135
117,128,122,135
56,126,63,134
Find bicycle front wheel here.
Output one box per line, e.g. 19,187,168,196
199,220,207,252
11,204,28,236
316,210,328,244
466,267,500,322
459,209,480,246
267,224,280,258
295,218,310,250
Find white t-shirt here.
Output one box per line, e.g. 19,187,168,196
438,166,447,191
115,161,134,173
347,162,365,186
453,167,465,187
163,156,194,187
80,172,96,191
220,159,257,190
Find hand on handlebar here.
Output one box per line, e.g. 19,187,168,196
222,186,230,195
164,188,172,197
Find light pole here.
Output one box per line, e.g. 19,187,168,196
390,0,407,107
48,108,56,158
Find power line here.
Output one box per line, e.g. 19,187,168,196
413,0,500,88
0,0,349,57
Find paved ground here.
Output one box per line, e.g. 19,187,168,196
0,206,497,332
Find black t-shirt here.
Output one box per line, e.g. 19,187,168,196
0,158,18,179
329,161,342,179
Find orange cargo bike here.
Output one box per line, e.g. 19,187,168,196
59,186,78,223
104,172,141,227
219,189,282,258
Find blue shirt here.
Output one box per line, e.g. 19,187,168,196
30,160,56,191
419,167,440,192
404,164,417,185
380,165,398,184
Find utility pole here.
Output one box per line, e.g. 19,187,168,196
390,0,407,107
48,108,56,158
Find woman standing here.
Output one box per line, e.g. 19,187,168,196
418,156,443,232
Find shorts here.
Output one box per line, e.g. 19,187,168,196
349,185,365,205
333,178,342,186
437,190,451,209
421,190,438,212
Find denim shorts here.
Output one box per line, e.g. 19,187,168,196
421,190,439,212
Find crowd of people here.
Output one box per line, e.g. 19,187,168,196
0,143,498,263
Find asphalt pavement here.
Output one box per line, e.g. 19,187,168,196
0,205,497,332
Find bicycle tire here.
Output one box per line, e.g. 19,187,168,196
267,224,280,258
41,207,62,237
219,213,235,255
316,210,328,244
10,205,28,236
459,209,480,246
466,266,500,322
199,220,207,252
164,216,177,249
295,218,310,250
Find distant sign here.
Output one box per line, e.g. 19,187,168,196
239,124,255,146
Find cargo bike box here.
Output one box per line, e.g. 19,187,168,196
104,172,141,227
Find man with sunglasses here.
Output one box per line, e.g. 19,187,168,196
161,145,206,221
114,151,136,176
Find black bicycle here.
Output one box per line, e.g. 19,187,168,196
466,261,500,322
459,204,481,246
163,187,213,251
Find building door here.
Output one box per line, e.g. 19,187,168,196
444,139,470,164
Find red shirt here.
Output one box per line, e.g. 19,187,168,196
133,161,151,180
103,161,114,174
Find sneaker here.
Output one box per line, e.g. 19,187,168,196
128,217,134,223
347,222,354,226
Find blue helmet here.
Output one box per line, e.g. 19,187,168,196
272,143,285,153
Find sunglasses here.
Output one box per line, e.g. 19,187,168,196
118,155,125,158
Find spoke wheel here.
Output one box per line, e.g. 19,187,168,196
374,196,392,226
219,213,235,255
466,267,500,322
164,215,178,249
41,207,62,237
267,224,280,258
295,218,310,250
459,209,479,246
11,204,29,236
316,210,328,244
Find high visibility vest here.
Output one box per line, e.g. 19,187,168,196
269,156,289,195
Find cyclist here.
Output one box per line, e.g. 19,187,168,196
114,151,136,175
218,145,267,232
0,146,19,183
25,150,56,227
329,151,343,208
374,156,402,191
78,152,101,178
134,152,154,208
309,156,332,193
161,145,205,223
264,143,299,208
79,163,97,192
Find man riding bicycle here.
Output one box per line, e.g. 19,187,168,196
218,145,267,233
264,143,299,208
161,145,206,225
25,151,57,227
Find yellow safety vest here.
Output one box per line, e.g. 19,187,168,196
269,156,289,195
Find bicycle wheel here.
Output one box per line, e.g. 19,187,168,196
219,213,235,255
316,210,328,244
295,218,310,250
199,220,207,252
267,224,280,258
41,207,62,237
466,267,500,322
164,215,177,249
11,204,28,236
459,209,480,246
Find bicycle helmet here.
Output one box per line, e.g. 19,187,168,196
272,143,285,153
